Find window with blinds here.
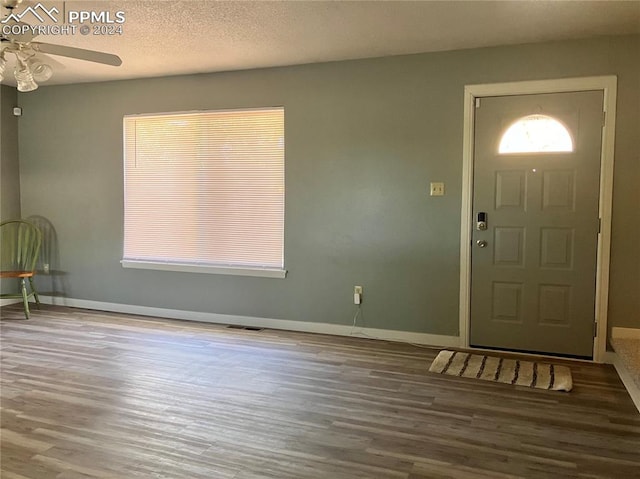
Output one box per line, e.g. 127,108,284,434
122,107,285,278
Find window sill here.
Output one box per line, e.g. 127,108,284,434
121,260,287,279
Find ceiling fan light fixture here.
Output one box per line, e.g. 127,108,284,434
15,59,38,92
27,58,53,82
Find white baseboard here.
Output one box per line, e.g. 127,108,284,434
610,351,640,413
0,299,21,307
39,295,460,348
602,351,617,365
612,327,640,339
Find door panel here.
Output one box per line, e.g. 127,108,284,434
470,91,604,358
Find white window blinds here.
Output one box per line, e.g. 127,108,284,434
123,107,285,273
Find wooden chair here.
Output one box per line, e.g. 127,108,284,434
0,220,42,319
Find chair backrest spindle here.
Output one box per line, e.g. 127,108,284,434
0,220,42,274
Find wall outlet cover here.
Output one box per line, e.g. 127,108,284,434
430,182,445,196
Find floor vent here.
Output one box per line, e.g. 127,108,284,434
226,325,264,332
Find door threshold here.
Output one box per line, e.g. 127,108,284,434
466,344,594,363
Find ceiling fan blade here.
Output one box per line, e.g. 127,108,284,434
31,42,122,66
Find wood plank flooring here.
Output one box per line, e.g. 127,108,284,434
1,305,638,479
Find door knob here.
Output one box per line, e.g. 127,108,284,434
476,240,487,248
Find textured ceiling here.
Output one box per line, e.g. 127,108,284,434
2,0,640,86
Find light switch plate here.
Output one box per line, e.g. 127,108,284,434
430,182,445,196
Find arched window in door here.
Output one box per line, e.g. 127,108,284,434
499,114,573,154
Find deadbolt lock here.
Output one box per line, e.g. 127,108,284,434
476,212,488,231
476,240,487,248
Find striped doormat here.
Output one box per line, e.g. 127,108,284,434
429,350,573,392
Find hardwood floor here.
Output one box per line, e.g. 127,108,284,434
1,305,638,479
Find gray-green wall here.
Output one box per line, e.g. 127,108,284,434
1,85,21,297
16,35,640,335
1,85,20,221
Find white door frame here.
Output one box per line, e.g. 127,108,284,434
459,76,617,363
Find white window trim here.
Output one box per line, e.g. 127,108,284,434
124,106,283,120
121,259,287,279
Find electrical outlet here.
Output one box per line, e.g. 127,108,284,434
430,182,445,196
43,263,50,274
353,285,363,305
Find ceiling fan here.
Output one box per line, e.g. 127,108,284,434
0,0,122,91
